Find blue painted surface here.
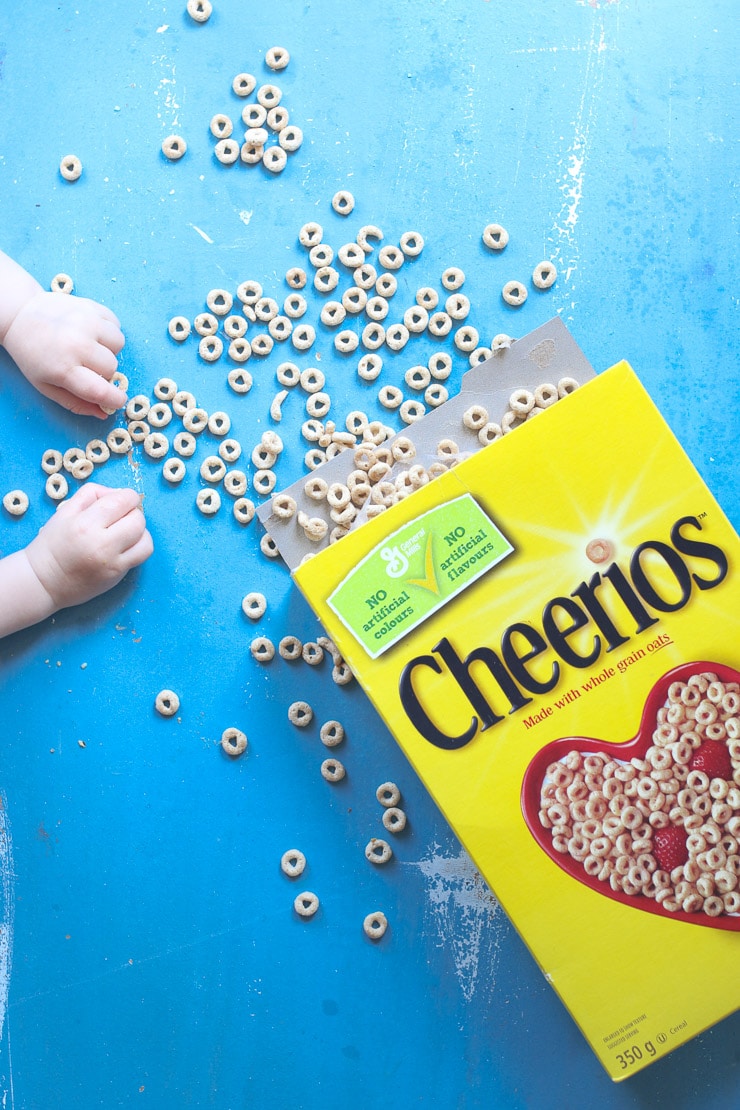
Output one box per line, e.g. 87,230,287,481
0,1,738,1107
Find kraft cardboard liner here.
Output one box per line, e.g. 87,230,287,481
258,316,596,571
291,353,740,1081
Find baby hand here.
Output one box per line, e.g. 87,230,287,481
25,483,153,611
3,291,127,419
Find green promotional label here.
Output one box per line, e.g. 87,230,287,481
327,494,514,658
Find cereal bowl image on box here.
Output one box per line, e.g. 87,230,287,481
521,661,740,931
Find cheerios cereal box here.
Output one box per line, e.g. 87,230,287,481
293,344,740,1080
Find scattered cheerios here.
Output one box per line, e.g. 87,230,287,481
266,46,290,71
186,0,211,21
533,261,557,289
281,849,306,878
376,782,401,807
162,458,186,484
2,490,28,516
365,838,393,865
162,135,187,160
332,190,355,215
50,273,73,294
279,635,303,660
319,720,345,748
242,592,267,619
59,154,82,181
250,635,275,661
232,73,256,97
482,223,508,250
320,758,346,783
302,641,324,665
45,473,68,501
502,280,528,307
155,689,180,717
196,488,221,515
363,911,388,940
441,266,465,290
294,891,319,917
288,700,313,727
220,727,248,757
234,498,256,525
382,807,407,833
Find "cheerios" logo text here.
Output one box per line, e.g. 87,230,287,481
398,516,728,750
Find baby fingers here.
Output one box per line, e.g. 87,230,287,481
64,362,128,412
95,314,125,356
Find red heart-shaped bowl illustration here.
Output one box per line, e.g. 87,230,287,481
521,661,740,930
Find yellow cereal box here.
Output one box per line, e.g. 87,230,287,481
294,352,740,1080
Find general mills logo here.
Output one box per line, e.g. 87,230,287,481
380,545,409,579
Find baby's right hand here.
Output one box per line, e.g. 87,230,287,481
2,291,127,419
25,483,153,611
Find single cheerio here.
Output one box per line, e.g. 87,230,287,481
288,319,740,1080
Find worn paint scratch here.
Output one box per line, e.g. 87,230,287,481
126,450,144,492
549,23,608,316
410,842,501,1002
189,224,214,244
0,791,15,1106
153,51,181,129
237,210,253,227
576,0,619,9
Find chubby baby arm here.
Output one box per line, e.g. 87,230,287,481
0,484,153,638
0,250,127,419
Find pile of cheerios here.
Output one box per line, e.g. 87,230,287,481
259,375,581,564
161,46,300,174
210,56,301,175
165,199,556,457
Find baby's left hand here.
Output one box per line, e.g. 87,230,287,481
3,290,127,418
25,483,153,611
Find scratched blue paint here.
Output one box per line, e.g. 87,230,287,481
0,2,738,1107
